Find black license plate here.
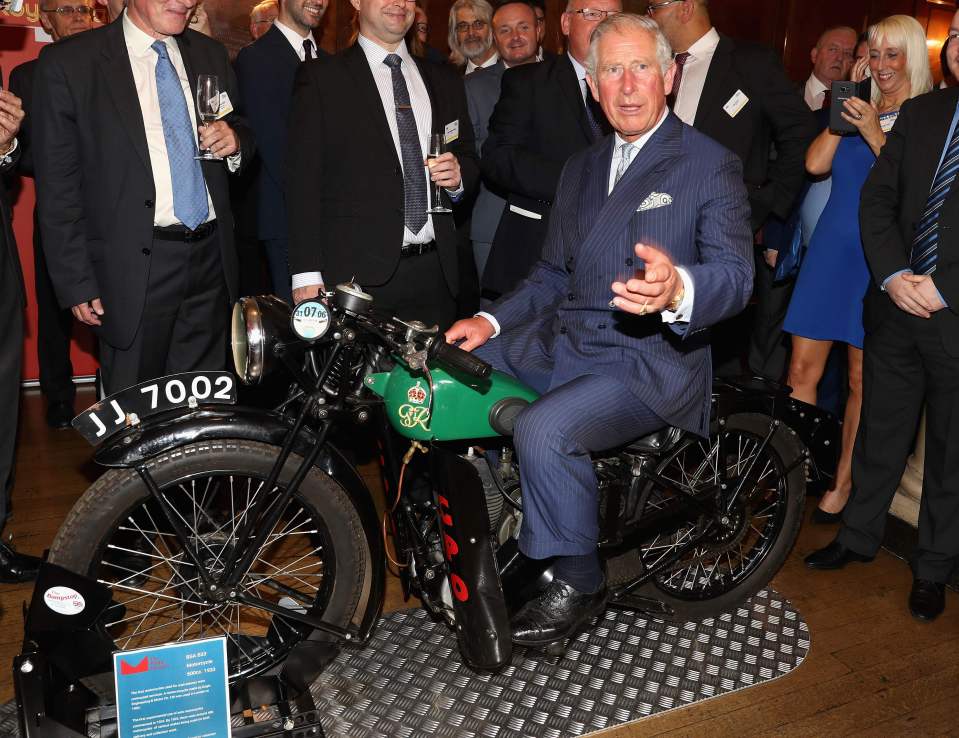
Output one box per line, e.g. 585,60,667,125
72,372,237,445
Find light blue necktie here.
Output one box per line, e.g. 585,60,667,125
911,119,959,275
151,40,209,231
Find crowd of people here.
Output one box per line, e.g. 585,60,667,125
0,0,956,635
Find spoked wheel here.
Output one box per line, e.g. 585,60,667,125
49,440,372,682
632,413,805,619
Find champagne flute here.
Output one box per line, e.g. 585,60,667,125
195,74,222,161
426,133,452,214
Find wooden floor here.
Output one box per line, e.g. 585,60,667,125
2,387,957,736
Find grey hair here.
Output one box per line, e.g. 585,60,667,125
585,13,673,79
448,0,495,65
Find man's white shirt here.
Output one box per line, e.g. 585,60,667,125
671,26,720,126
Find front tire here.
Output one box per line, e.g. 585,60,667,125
48,439,373,682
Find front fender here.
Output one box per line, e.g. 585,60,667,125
93,405,385,643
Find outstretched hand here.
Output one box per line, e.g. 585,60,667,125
610,243,682,316
445,316,495,351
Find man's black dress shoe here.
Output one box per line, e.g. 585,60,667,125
0,542,41,583
46,401,75,429
909,578,945,622
511,577,607,647
811,507,842,524
804,540,874,570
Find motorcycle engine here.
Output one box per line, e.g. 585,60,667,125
462,448,522,546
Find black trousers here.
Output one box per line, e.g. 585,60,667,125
839,294,959,582
34,224,76,405
0,244,23,527
365,249,457,333
747,248,794,382
99,230,229,396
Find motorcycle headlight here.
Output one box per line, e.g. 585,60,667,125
231,296,293,385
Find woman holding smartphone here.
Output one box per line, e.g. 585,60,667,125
783,15,932,523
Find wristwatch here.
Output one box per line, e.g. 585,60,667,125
668,287,685,313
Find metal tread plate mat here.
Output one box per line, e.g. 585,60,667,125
0,587,808,738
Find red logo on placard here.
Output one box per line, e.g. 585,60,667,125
119,656,168,675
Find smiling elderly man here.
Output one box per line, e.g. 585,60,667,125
33,0,254,395
446,13,753,647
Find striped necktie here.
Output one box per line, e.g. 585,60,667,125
383,53,428,235
614,142,635,188
911,120,959,275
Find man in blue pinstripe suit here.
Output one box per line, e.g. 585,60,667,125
447,13,753,647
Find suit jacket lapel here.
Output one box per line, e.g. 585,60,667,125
174,32,202,137
265,23,303,67
577,138,613,243
924,91,959,211
98,18,151,174
555,54,594,142
344,44,400,168
693,34,733,130
576,114,684,275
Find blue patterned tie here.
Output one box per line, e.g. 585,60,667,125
152,40,209,231
383,53,428,234
910,122,959,275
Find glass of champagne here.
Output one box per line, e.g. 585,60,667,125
426,133,452,214
195,74,222,161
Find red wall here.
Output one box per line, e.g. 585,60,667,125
1,5,99,382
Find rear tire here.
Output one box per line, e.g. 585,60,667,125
631,413,805,620
48,439,373,682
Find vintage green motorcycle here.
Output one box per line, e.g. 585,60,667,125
49,282,836,683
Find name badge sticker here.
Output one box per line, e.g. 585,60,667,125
216,91,234,119
723,89,749,118
444,119,459,145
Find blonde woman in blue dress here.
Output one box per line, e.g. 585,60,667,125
784,15,933,522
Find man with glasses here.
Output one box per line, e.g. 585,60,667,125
479,0,621,299
249,0,279,41
647,0,815,380
448,0,497,74
8,0,96,431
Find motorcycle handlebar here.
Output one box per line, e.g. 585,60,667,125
429,340,493,379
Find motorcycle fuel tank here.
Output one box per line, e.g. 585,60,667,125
364,365,539,441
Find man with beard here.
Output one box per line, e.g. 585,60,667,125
9,0,96,429
236,0,327,303
448,0,497,74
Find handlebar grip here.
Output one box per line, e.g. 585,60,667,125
430,340,493,379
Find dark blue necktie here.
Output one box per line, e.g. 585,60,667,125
152,41,208,231
911,120,959,275
383,53,427,235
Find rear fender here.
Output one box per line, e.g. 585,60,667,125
92,406,386,643
713,377,839,479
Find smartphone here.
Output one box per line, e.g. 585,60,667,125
829,78,872,134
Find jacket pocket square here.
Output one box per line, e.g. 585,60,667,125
637,192,673,212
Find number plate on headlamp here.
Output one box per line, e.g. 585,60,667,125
291,299,331,340
72,372,236,445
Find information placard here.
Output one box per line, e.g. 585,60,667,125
113,636,231,738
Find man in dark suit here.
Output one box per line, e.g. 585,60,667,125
286,0,479,331
447,14,753,646
805,86,959,623
0,86,42,582
650,0,816,378
9,0,95,429
235,0,326,305
479,0,621,298
465,0,539,283
34,0,254,396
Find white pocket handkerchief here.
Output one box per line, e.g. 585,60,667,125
637,192,673,212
